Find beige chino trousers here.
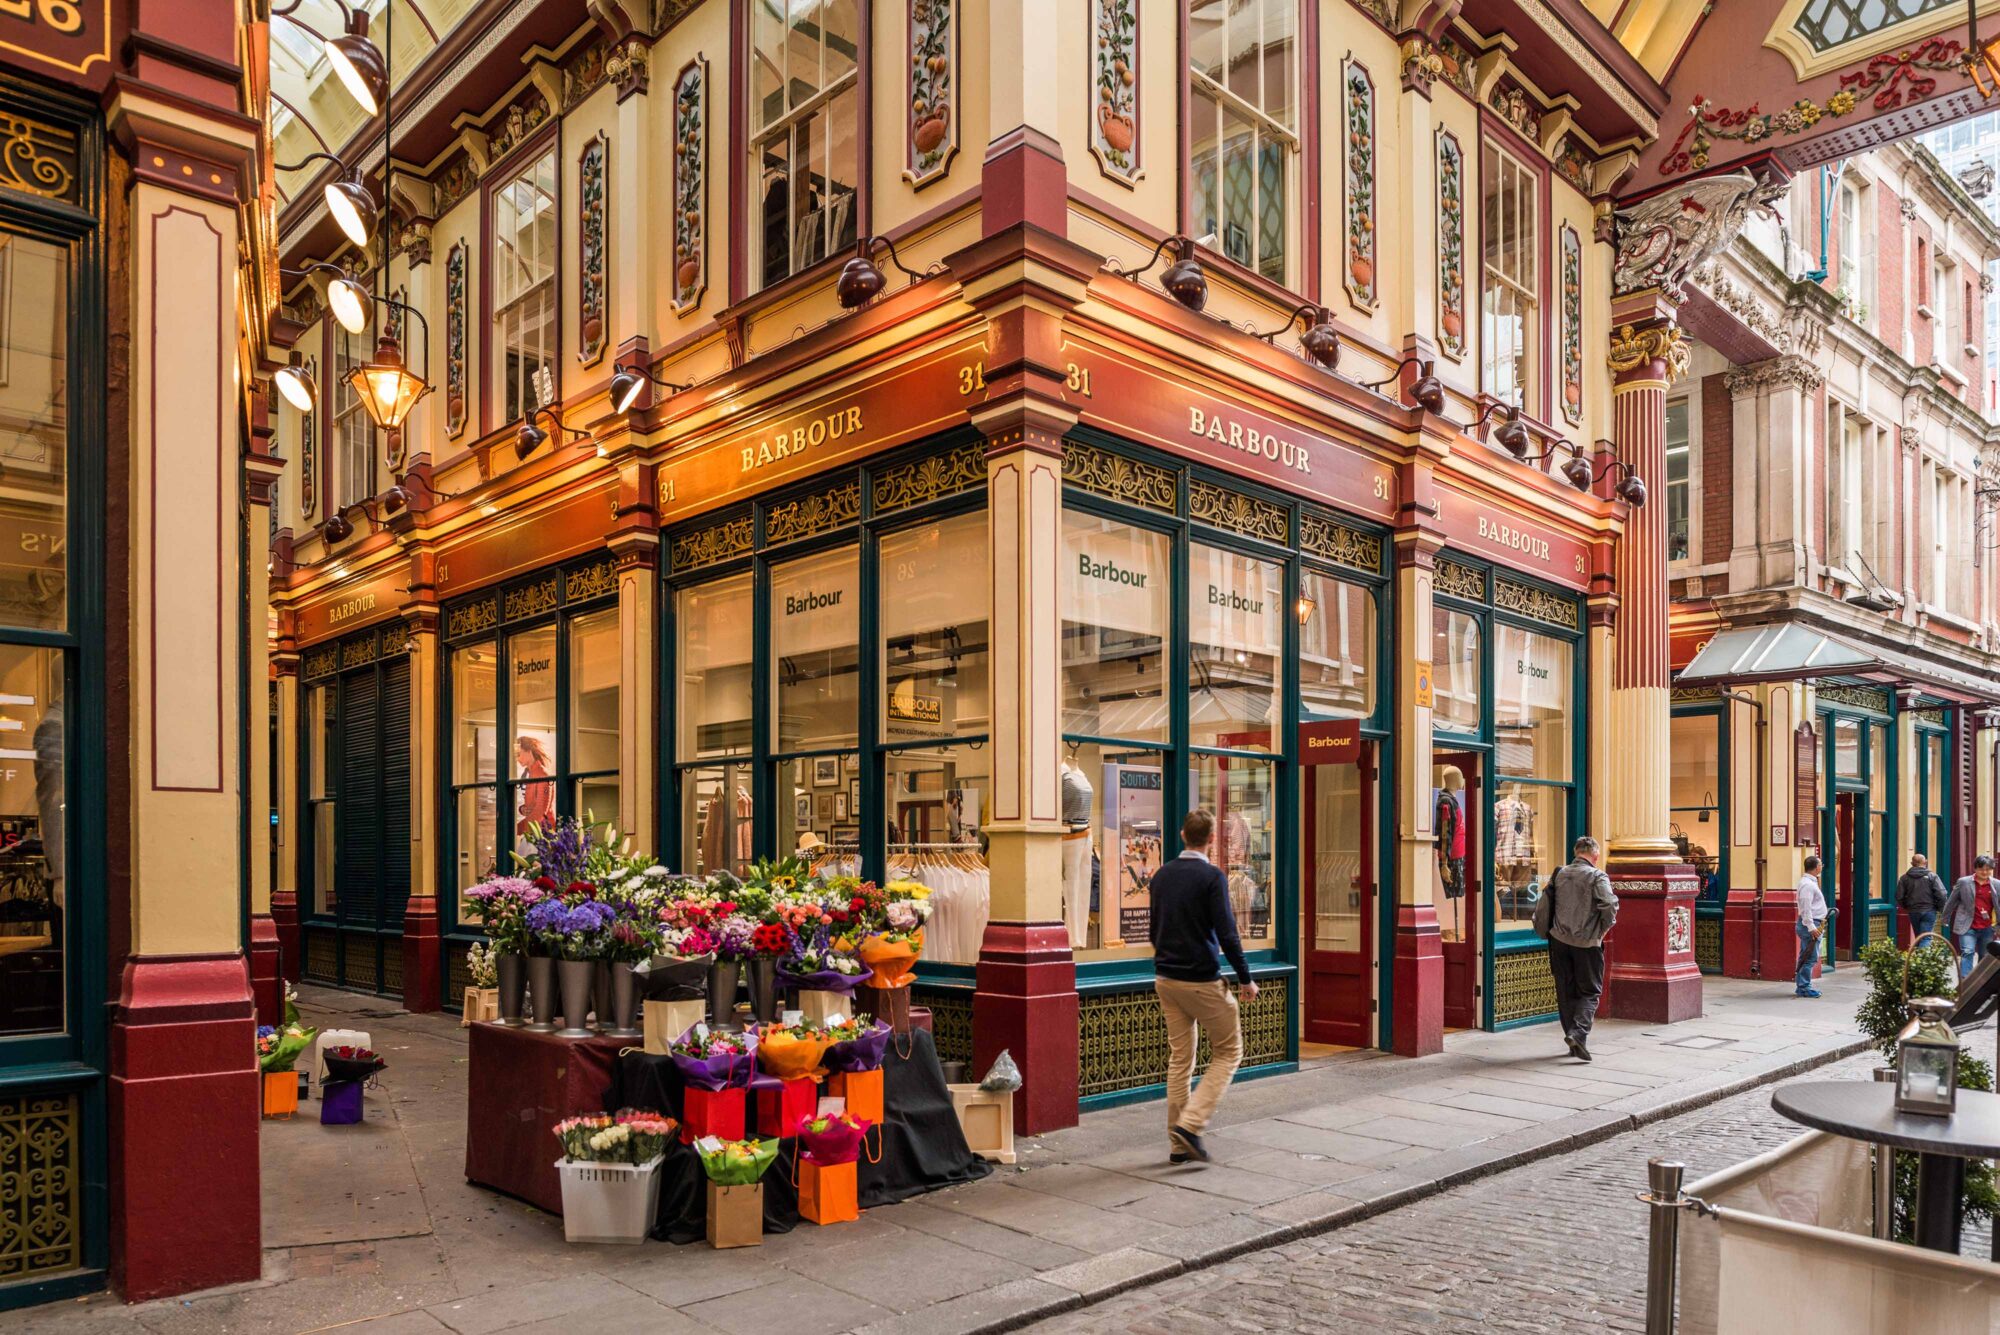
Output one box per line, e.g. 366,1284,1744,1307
1155,976,1243,1149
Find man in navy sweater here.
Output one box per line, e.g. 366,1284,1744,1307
1149,807,1257,1164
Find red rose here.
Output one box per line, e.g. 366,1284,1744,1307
534,876,557,891
718,901,737,915
850,897,866,911
570,880,595,897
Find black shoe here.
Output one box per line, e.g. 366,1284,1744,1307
1572,1038,1592,1063
1168,1151,1190,1165
1565,1034,1584,1061
1168,1125,1210,1163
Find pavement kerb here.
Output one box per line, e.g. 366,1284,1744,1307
954,1031,1875,1335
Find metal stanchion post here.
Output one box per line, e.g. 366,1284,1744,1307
1872,1066,1896,1240
1643,1158,1685,1335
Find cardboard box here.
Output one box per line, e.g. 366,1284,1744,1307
827,1069,884,1126
756,1076,819,1138
643,999,707,1054
798,1159,859,1225
705,1180,764,1248
796,989,852,1025
461,988,499,1025
680,1087,747,1145
947,1084,1017,1164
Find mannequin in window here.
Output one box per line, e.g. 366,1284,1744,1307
515,735,555,835
1494,783,1536,917
1060,758,1094,948
1435,766,1466,941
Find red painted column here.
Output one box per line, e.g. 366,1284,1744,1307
1600,318,1702,1022
1390,520,1445,1057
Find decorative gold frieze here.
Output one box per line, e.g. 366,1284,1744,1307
1672,685,1721,703
1818,684,1891,714
564,558,617,605
1913,707,1948,727
1494,947,1558,1025
0,112,75,203
1189,479,1287,544
671,517,754,573
873,445,984,513
447,596,498,641
1078,977,1288,1097
0,1091,80,1282
1300,512,1382,574
764,480,861,545
503,574,560,623
340,635,378,669
1062,443,1177,513
1434,558,1484,602
1494,576,1579,629
303,644,339,681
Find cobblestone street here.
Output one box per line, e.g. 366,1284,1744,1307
1030,1051,1895,1335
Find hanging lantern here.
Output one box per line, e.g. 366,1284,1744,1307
1894,997,1960,1117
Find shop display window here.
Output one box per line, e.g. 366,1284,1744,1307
1062,511,1170,744
749,0,860,290
450,641,498,916
1194,753,1278,949
1299,571,1376,720
1189,544,1282,750
1669,711,1725,903
507,625,559,858
569,608,620,822
1494,624,1572,783
0,235,68,634
0,644,65,1037
880,514,989,747
1430,606,1482,736
677,571,752,760
1064,742,1167,961
1919,729,1948,869
683,763,754,881
308,681,337,915
771,544,861,753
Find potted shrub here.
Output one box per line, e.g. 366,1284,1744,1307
553,1109,677,1244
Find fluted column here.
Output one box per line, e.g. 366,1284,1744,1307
1389,522,1443,1056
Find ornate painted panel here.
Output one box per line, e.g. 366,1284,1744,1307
1560,224,1584,426
0,1091,81,1283
1342,57,1377,309
672,59,706,314
445,240,468,437
1089,0,1140,185
1494,947,1558,1025
907,0,956,186
577,132,608,366
298,354,318,519
1436,128,1466,360
1078,977,1289,1096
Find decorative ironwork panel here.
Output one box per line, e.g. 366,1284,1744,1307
1436,128,1465,359
1869,909,1891,949
672,517,754,573
1493,947,1558,1025
1300,511,1382,574
305,928,339,986
341,633,379,670
1088,0,1140,185
916,987,974,1067
1493,577,1580,629
0,112,76,203
445,241,468,437
565,557,618,605
1342,58,1377,309
874,444,984,513
671,59,707,313
447,596,499,642
0,1091,80,1282
764,480,862,545
906,0,957,187
303,643,339,681
1819,684,1891,714
1434,558,1484,602
1672,686,1721,703
297,354,318,518
1695,915,1723,974
448,941,473,1004
345,941,380,992
503,574,561,624
382,944,405,996
1559,225,1583,426
576,132,608,366
1914,707,1948,726
1079,978,1288,1096
1063,443,1177,512
1189,479,1287,544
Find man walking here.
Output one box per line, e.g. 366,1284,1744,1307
1944,855,1998,979
1795,855,1828,998
1533,836,1618,1062
1149,808,1257,1164
1897,852,1948,944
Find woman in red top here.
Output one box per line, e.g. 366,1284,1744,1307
514,735,555,835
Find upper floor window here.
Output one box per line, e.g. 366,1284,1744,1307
1828,408,1863,571
331,332,378,508
750,0,861,292
1481,142,1539,410
1665,398,1691,564
491,147,558,426
1837,183,1859,300
1186,0,1299,285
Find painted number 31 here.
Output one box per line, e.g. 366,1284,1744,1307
0,1,84,33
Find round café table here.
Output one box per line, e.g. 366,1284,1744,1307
1772,1080,2000,1255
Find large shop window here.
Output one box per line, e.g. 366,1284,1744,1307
1665,398,1691,564
677,571,753,879
1481,142,1540,411
1491,624,1573,927
1186,0,1299,285
1918,726,1949,868
749,0,861,291
1299,570,1377,720
1669,711,1725,904
445,565,619,923
491,147,558,426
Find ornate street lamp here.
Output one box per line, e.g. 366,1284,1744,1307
274,363,317,413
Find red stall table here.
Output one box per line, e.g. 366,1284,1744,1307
465,1024,624,1214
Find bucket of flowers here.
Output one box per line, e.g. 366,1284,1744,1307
780,924,866,1024
553,1108,678,1244
855,880,934,1031
256,1019,317,1118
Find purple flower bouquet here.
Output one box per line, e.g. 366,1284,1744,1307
670,1026,759,1091
821,1017,893,1074
777,926,866,995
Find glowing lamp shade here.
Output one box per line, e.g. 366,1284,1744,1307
324,176,377,249
326,275,371,334
610,368,646,414
326,27,388,117
274,364,317,413
346,334,430,431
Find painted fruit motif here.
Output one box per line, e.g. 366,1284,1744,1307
1098,106,1134,152
1349,256,1374,289
913,110,950,154
677,258,701,291
1441,308,1463,339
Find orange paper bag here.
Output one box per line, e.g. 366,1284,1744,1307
261,1071,298,1119
798,1159,859,1225
827,1069,884,1126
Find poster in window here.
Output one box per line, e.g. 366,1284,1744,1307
1107,762,1162,944
1794,721,1818,846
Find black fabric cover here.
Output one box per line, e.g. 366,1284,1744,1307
606,1027,992,1244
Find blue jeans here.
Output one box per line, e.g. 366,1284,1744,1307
1909,910,1937,944
1958,926,1996,978
1795,921,1820,993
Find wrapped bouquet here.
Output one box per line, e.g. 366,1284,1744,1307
671,1027,758,1090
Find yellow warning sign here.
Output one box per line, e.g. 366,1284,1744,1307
1413,661,1435,710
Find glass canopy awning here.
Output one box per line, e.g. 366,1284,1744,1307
1676,622,2000,705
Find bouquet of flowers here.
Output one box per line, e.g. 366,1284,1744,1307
671,1027,759,1090
695,1136,779,1185
323,1045,386,1083
755,1020,838,1083
821,1015,893,1074
465,941,499,989
778,924,866,995
514,815,601,889
797,1111,872,1166
554,1109,677,1164
710,914,757,965
527,897,619,960
462,876,544,954
256,1022,316,1073
855,881,932,988
749,921,794,958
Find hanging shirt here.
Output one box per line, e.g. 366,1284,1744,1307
1436,790,1465,860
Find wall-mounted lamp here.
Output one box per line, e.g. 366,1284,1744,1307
1249,303,1342,370
1361,357,1447,415
608,361,693,414
321,2,389,115
1105,235,1209,313
516,404,588,460
326,270,371,334
1471,400,1531,459
275,363,318,413
836,235,931,309
1558,440,1648,506
274,153,380,249
320,510,354,545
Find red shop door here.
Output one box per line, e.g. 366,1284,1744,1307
1300,728,1375,1047
1436,751,1481,1030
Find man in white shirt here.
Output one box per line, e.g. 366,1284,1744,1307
1795,854,1828,999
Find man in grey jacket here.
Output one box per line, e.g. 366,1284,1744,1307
1533,835,1619,1062
1943,856,1998,979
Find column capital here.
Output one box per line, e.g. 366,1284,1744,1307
1723,354,1823,399
1608,321,1690,388
971,394,1078,459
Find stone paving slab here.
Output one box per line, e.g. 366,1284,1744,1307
32,971,1871,1335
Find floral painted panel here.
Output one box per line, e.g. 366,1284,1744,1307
1089,0,1139,185
672,59,706,313
1560,224,1584,426
1343,58,1377,309
1436,128,1465,360
446,240,467,438
578,132,608,365
299,354,318,519
908,0,956,186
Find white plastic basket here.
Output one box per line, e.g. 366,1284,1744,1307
555,1155,665,1244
